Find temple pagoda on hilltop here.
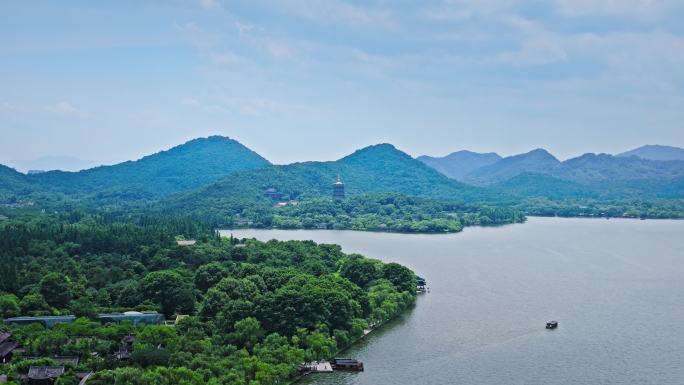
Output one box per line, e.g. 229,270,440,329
332,175,345,200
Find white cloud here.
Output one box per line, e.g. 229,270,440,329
274,0,395,28
500,38,568,65
181,98,200,106
498,15,568,66
265,39,293,59
198,0,220,10
1,101,18,111
556,0,672,16
210,51,248,65
234,22,253,36
43,101,88,118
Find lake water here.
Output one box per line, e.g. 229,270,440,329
222,217,684,385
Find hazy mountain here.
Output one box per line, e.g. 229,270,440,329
7,155,96,173
463,149,561,186
418,146,684,188
162,144,485,216
559,153,684,183
617,145,684,161
1,136,271,202
417,151,502,180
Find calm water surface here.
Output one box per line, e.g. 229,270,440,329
222,218,684,385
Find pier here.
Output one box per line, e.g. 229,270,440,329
300,361,333,373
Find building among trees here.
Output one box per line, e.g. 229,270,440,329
332,175,345,200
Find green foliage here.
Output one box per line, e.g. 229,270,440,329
19,293,50,315
339,255,381,288
194,262,229,292
0,293,21,318
131,347,172,367
0,215,417,384
39,272,72,308
69,296,98,320
140,270,196,318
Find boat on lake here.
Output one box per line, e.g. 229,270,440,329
546,321,558,329
331,358,364,371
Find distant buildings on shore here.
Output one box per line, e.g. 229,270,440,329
261,175,346,205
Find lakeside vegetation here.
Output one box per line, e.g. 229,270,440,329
0,215,416,384
162,192,525,233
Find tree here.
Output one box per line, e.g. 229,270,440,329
194,262,229,292
115,280,142,307
39,272,72,308
381,262,415,293
136,325,179,350
69,296,98,320
0,293,20,318
20,293,50,314
305,330,336,361
232,317,263,352
339,256,380,288
141,270,196,318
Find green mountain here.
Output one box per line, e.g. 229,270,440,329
0,165,31,200
417,150,502,180
1,136,271,203
492,173,598,200
463,149,561,186
161,144,488,218
617,145,684,161
558,153,684,183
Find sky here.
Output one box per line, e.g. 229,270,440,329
1,0,684,170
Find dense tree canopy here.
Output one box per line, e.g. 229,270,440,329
0,215,417,384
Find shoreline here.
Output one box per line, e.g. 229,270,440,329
289,301,418,384
217,215,683,238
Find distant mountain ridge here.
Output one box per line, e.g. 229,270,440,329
617,145,684,161
418,145,684,186
417,151,501,180
464,149,561,186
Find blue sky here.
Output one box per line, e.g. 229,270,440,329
1,0,684,170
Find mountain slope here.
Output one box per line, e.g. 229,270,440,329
559,153,684,183
26,136,271,200
617,145,684,161
463,149,561,186
417,150,502,180
0,165,32,200
162,144,487,217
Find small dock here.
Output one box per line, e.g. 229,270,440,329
417,276,430,293
301,361,333,373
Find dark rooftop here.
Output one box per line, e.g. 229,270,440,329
0,341,18,358
28,366,65,380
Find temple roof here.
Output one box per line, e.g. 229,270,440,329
28,366,65,380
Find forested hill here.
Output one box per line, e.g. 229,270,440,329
162,143,485,210
1,136,271,202
0,165,30,200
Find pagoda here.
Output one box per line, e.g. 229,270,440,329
332,175,345,200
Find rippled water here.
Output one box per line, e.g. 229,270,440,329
222,217,684,385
